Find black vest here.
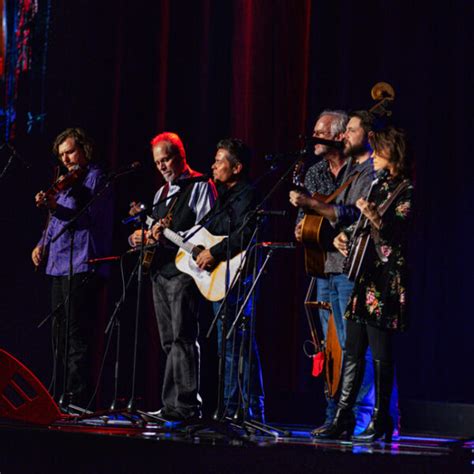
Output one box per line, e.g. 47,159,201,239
151,182,199,278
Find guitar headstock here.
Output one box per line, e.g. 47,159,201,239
160,214,172,229
129,201,145,216
292,159,307,192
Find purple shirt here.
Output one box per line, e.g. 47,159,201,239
37,164,113,277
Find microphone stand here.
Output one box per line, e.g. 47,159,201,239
104,258,140,412
126,209,147,413
0,143,30,181
0,149,16,180
219,146,312,436
198,151,307,437
166,185,265,441
76,248,144,420
50,168,127,411
211,203,236,421
124,188,197,423
72,256,151,423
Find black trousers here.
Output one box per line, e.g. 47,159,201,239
152,272,201,417
345,318,394,362
51,272,103,404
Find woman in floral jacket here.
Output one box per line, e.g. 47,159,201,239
322,126,413,443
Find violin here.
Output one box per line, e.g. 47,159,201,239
35,165,87,209
44,165,86,199
33,165,87,270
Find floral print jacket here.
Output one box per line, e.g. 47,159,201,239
344,176,413,331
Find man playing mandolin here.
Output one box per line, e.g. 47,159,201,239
128,132,216,422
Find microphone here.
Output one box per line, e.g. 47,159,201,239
258,242,296,249
122,203,146,225
256,210,287,217
303,136,344,150
110,161,141,177
375,168,389,180
172,174,210,187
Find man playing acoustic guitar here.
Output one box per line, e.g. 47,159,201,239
195,138,265,423
292,110,350,433
129,132,216,422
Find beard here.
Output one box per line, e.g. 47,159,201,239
344,142,367,158
314,144,328,157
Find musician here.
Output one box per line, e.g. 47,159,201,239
31,128,113,407
128,132,216,422
195,138,265,422
320,126,412,442
290,110,381,435
293,110,348,426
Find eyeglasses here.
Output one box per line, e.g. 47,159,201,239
313,130,333,138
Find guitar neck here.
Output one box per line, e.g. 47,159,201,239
163,228,195,254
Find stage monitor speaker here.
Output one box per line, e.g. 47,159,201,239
0,349,63,425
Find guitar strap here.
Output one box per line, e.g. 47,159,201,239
143,184,179,270
323,171,361,204
153,182,179,224
377,179,410,217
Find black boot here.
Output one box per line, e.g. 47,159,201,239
352,359,394,443
312,354,364,439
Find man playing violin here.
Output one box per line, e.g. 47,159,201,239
128,132,216,422
31,128,113,408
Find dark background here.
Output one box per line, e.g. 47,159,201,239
0,0,473,423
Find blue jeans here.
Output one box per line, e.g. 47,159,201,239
316,277,338,423
214,297,265,422
327,274,374,432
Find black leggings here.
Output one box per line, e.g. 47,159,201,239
345,319,394,362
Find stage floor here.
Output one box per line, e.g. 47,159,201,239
0,414,472,473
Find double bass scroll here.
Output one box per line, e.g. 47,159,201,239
369,82,395,117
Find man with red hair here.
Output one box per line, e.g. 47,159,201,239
129,132,216,422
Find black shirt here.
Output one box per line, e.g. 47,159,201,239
204,179,258,262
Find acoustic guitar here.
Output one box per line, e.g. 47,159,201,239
293,162,355,277
129,202,245,300
163,225,246,302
